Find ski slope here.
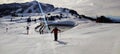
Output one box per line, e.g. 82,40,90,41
0,16,120,54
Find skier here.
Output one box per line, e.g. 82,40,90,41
51,27,61,41
10,17,13,22
27,16,31,24
26,26,30,35
5,24,8,32
34,19,37,23
6,27,8,32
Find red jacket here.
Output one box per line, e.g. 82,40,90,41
51,28,61,34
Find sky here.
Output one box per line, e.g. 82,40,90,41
0,0,120,16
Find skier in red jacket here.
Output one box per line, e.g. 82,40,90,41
51,27,61,41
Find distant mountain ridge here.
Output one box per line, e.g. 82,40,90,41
0,1,79,16
0,1,119,23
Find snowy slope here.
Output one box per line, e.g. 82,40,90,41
0,16,120,54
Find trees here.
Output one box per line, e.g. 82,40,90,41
69,10,79,16
96,16,113,23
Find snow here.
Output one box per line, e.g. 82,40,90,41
0,16,120,54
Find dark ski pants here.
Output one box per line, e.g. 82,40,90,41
27,30,29,35
54,34,58,41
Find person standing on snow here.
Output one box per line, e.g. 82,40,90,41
27,16,31,24
6,24,8,32
51,27,61,41
26,26,30,35
6,27,8,32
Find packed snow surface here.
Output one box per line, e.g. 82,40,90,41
0,16,120,54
